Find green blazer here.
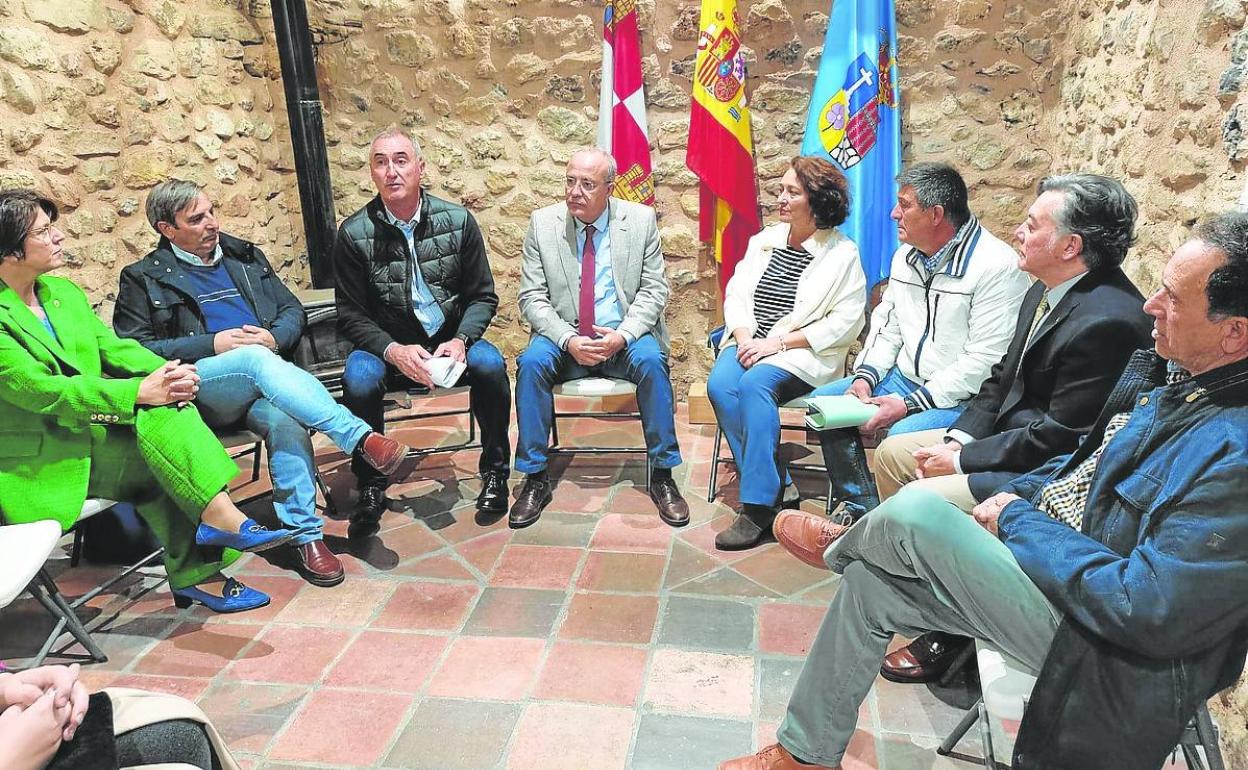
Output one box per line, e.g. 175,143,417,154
0,275,165,529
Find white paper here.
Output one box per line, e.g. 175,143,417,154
423,356,467,389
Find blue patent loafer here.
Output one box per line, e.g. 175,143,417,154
172,578,270,613
195,517,294,553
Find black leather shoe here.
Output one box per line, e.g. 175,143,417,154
349,483,386,539
715,504,777,550
649,476,689,527
476,470,509,513
880,631,973,684
508,476,552,529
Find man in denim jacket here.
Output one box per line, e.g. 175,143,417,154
719,213,1248,770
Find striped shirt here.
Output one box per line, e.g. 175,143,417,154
753,245,814,338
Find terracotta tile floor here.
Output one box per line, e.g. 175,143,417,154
3,403,1007,769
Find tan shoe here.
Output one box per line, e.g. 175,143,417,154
773,510,851,570
718,743,838,770
356,431,407,476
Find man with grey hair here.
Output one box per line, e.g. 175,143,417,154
866,173,1153,684
720,211,1248,770
510,147,687,529
116,179,408,588
755,162,1031,548
334,127,511,537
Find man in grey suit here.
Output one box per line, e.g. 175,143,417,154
511,148,688,529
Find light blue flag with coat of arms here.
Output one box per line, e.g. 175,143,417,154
800,0,901,290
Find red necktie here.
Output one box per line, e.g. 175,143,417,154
578,224,597,337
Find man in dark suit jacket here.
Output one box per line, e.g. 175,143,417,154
869,173,1153,684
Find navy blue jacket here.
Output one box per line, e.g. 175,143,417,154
114,233,305,362
998,350,1248,770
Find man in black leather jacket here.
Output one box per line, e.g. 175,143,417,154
115,180,408,587
333,128,511,536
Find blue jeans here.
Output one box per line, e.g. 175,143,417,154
514,333,682,474
707,348,812,507
340,339,512,484
808,367,967,518
195,346,373,545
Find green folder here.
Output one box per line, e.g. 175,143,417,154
803,395,880,430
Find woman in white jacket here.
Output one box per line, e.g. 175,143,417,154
709,156,867,550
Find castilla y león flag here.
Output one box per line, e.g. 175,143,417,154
686,0,761,294
598,0,656,206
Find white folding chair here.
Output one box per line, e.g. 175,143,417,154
548,377,652,486
938,641,1225,769
1,500,145,667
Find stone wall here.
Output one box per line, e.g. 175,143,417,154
0,0,305,321
3,0,1248,760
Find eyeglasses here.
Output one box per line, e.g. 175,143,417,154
565,177,601,193
27,225,57,243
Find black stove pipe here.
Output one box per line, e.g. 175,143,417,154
270,0,337,289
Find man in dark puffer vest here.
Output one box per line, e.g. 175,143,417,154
334,128,511,537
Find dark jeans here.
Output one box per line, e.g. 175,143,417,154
818,427,882,519
340,340,512,485
513,333,682,473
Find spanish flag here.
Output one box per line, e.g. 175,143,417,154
685,0,761,294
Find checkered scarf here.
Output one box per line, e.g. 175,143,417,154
1036,366,1192,529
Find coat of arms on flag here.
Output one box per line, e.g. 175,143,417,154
695,17,747,110
816,39,897,169
801,2,901,289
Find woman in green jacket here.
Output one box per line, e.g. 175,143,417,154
0,190,292,613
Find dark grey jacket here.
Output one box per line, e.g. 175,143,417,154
332,193,498,359
955,267,1152,500
114,233,305,362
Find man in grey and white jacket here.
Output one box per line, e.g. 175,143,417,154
809,162,1031,519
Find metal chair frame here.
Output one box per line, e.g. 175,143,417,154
4,502,164,668
938,686,1225,770
214,428,340,518
548,378,653,488
702,326,837,513
383,386,482,462
707,417,835,514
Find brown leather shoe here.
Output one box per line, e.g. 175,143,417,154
508,475,553,529
649,475,689,527
773,510,851,570
356,432,407,476
294,540,345,587
879,631,973,684
718,743,838,770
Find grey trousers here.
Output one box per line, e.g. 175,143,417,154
776,487,1062,766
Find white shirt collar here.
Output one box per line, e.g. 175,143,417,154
1043,270,1088,310
383,204,421,229
169,241,223,267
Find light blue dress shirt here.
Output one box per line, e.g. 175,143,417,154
384,205,446,337
574,208,623,330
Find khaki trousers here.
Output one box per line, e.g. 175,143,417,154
872,428,979,512
776,487,1060,766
